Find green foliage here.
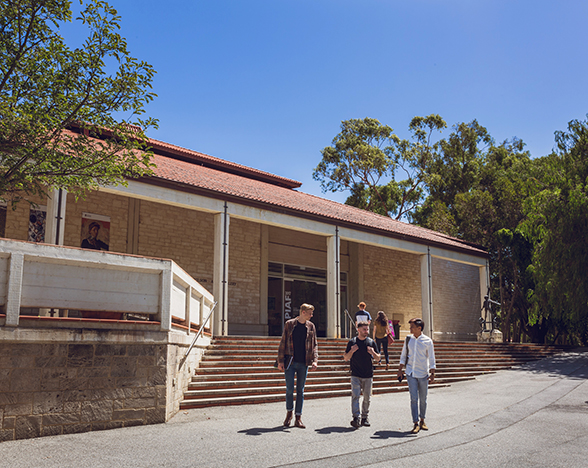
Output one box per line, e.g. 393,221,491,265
520,117,588,344
318,112,588,344
313,117,397,215
0,0,158,203
314,115,446,220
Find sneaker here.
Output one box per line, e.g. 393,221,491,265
410,423,420,434
361,417,370,427
350,417,361,428
419,421,428,431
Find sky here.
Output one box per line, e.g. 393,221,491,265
66,0,588,203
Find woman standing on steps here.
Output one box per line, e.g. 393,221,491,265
277,303,318,429
373,311,393,370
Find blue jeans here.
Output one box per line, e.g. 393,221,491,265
407,374,429,423
285,361,309,416
350,376,373,418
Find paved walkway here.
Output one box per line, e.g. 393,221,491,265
1,351,587,468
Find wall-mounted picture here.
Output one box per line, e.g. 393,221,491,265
28,206,47,243
0,201,7,238
81,212,110,251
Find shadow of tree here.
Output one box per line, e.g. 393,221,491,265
514,352,588,379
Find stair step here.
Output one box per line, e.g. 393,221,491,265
180,337,563,410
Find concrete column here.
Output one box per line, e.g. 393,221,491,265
45,189,67,245
479,264,490,323
159,266,172,332
184,285,192,335
213,207,230,336
420,250,434,338
326,231,340,338
259,225,269,335
126,198,141,255
6,252,24,327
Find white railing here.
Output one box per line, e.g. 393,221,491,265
0,238,215,334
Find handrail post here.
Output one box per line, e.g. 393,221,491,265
179,301,217,368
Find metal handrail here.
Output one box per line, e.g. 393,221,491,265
180,301,217,367
344,309,357,337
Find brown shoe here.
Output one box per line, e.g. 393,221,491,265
283,411,293,427
410,423,420,434
419,420,428,430
294,416,306,429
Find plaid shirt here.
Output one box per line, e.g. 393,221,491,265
277,318,318,367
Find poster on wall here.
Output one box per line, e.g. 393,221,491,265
28,205,47,243
0,201,6,238
80,212,110,251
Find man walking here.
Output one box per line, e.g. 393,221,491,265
344,321,380,428
355,301,372,324
397,318,436,434
277,303,318,429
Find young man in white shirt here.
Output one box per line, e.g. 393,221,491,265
397,318,436,434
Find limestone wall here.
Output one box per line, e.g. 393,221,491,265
362,245,422,333
136,201,215,291
0,329,206,442
63,191,129,253
431,257,481,341
227,218,262,335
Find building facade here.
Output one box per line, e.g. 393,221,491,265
0,137,489,341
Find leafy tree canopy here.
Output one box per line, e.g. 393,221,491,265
314,115,446,220
0,0,158,203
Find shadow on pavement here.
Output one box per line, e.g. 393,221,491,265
238,426,290,436
517,352,588,379
371,430,413,439
314,426,357,434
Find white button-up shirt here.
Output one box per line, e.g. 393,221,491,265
399,333,436,378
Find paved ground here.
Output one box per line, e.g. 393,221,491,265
1,351,587,468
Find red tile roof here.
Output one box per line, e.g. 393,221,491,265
147,138,302,189
149,153,487,257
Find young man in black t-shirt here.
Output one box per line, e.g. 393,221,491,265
344,321,380,428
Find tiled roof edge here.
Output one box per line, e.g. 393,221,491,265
146,137,303,189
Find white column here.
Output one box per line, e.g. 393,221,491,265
159,265,172,331
45,189,67,245
479,264,489,323
6,252,24,327
420,250,434,338
213,206,230,336
260,225,269,334
184,285,192,335
326,231,340,338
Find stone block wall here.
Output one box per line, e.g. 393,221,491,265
63,191,129,253
432,258,481,341
137,200,215,294
3,195,46,241
0,336,199,442
228,219,261,333
363,245,422,331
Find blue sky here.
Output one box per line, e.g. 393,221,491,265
69,1,588,203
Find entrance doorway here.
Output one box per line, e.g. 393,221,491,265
267,262,346,337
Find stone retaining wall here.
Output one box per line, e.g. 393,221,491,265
0,332,205,442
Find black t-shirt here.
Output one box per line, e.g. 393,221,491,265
292,320,307,364
346,337,379,378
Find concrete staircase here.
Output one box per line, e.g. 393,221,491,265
180,336,561,409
